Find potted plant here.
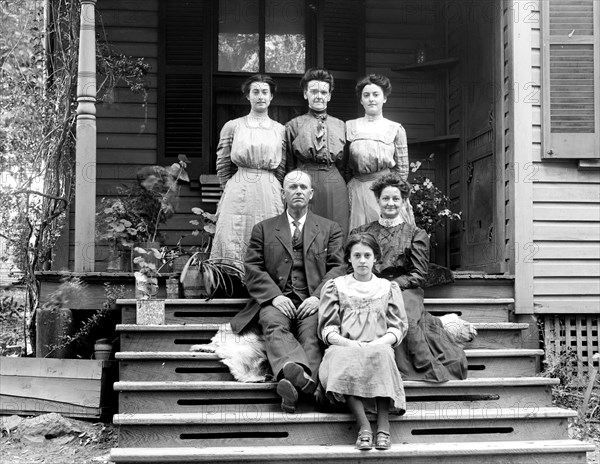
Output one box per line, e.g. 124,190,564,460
409,158,461,244
179,205,246,299
97,192,149,271
179,253,243,299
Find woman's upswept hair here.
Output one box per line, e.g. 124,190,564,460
370,173,411,199
344,232,382,263
241,74,277,96
300,68,335,93
355,73,392,98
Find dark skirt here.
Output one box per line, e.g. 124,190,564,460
300,164,349,239
394,288,468,382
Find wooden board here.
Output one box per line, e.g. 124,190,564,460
118,360,233,382
110,441,593,464
0,357,116,419
116,415,570,448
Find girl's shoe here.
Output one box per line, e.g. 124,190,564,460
355,429,373,450
375,431,391,450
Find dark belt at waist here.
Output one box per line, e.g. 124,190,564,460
299,161,336,171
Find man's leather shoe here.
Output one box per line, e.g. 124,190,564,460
277,379,298,413
282,362,317,394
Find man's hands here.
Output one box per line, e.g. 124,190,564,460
272,295,320,319
296,296,319,319
272,295,297,318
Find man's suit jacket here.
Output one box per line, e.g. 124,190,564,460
230,210,345,334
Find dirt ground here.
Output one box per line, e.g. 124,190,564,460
0,417,598,464
0,419,117,464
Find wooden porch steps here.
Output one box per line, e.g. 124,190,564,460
114,377,559,413
115,348,543,381
110,440,595,464
118,297,515,324
110,295,593,464
114,407,577,447
117,321,529,350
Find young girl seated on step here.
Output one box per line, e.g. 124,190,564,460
318,233,408,450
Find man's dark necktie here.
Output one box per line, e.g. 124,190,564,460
292,220,300,246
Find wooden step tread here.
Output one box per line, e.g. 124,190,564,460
117,298,249,305
110,440,594,462
113,406,576,425
114,377,559,391
117,322,528,331
472,322,528,329
117,324,222,332
116,349,544,360
117,297,515,305
466,349,543,357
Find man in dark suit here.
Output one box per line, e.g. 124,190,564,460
230,170,345,413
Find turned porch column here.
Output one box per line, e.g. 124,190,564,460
74,0,97,272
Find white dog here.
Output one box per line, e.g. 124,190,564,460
438,313,477,345
193,315,476,382
190,324,272,382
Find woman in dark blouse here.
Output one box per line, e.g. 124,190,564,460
284,68,350,238
351,173,467,382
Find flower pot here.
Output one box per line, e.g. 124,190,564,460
93,338,112,360
181,267,207,298
106,244,131,272
166,276,180,299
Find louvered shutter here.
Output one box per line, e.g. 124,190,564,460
321,0,364,121
159,0,211,176
542,0,600,159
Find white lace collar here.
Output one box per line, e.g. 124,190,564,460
378,215,403,228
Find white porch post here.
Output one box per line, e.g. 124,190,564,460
511,1,534,314
74,0,97,272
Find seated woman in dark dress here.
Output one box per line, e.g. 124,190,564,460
351,173,467,382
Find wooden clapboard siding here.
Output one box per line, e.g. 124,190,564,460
517,1,600,314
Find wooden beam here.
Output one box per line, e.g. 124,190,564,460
511,1,535,314
74,0,98,271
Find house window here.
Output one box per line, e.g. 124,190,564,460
218,0,306,74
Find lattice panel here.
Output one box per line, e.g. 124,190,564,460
543,314,599,378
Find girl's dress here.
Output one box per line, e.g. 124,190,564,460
318,274,408,414
210,116,285,273
346,117,414,229
285,110,350,238
352,219,468,382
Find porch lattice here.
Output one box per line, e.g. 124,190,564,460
542,314,600,379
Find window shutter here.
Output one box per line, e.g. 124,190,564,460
542,0,600,159
159,0,211,176
321,0,364,121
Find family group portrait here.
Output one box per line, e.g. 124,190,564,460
0,0,598,463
